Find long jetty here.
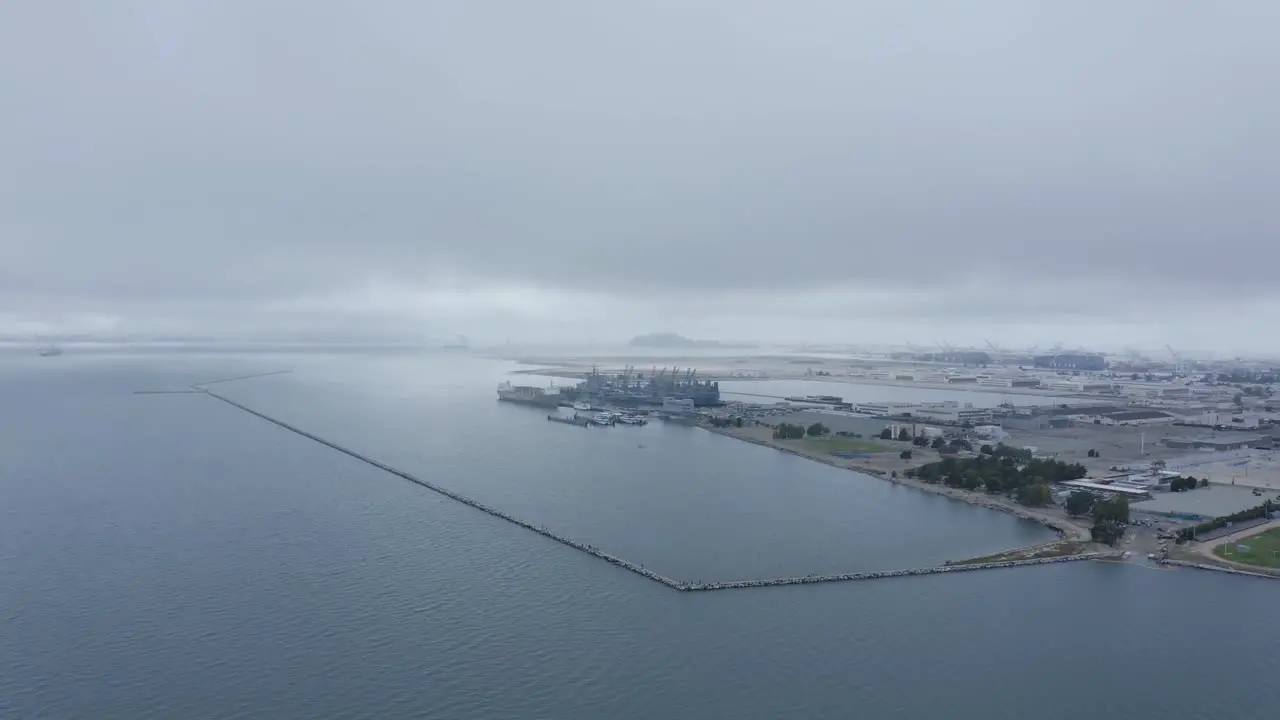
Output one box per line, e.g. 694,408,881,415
181,386,1116,593
192,370,292,386
200,389,684,590
681,552,1114,592
1159,558,1280,580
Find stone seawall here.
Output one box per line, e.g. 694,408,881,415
1159,558,1280,580
201,390,685,589
682,552,1116,592
194,370,292,386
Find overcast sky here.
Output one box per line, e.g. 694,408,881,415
1,1,1276,351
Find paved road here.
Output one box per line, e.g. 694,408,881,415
1189,516,1280,566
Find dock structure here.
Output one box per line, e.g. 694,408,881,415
153,382,1117,593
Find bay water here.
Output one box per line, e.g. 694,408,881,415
3,350,1277,719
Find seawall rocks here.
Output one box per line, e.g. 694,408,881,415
202,390,685,589
681,552,1116,592
1159,558,1280,580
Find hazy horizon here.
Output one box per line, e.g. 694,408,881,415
3,2,1277,352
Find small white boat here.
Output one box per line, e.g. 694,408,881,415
573,401,592,411
591,412,615,426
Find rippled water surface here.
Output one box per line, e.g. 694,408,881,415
3,350,1278,719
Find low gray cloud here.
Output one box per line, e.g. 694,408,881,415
1,1,1276,346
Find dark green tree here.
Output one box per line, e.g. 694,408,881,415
1065,490,1095,516
806,422,829,437
1091,520,1125,545
773,423,806,439
879,428,893,440
1017,482,1052,507
1093,496,1130,525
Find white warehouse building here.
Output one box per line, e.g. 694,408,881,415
910,405,994,425
1042,379,1115,392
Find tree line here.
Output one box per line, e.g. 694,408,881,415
772,422,832,439
1176,500,1274,543
904,444,1087,506
877,427,976,453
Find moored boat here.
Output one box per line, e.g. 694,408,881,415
498,381,563,408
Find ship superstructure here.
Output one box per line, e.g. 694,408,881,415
496,381,563,408
566,366,721,407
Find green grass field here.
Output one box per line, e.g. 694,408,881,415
1213,527,1280,569
798,436,892,455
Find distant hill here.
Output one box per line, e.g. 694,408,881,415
629,332,725,348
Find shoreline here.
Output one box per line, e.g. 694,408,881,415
509,365,1103,402
701,424,1096,553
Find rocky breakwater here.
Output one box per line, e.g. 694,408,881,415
680,552,1117,592
200,390,684,589
1159,558,1280,580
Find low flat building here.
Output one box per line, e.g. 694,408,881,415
1059,479,1152,499
1161,434,1268,451
1181,411,1261,429
1042,379,1115,393
1122,383,1194,401
1095,410,1176,426
854,402,917,417
976,376,1041,388
909,405,994,425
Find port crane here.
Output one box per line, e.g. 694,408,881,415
1166,345,1189,376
